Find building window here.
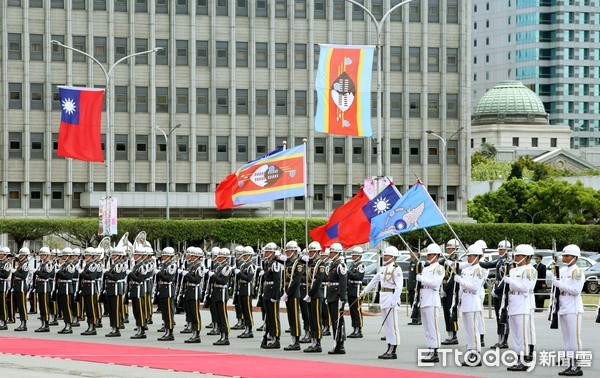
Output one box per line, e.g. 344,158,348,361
72,183,85,209
390,46,402,71
216,0,228,15
196,88,209,114
217,136,229,161
9,83,22,109
176,0,188,14
428,140,439,164
30,133,44,159
409,0,421,22
196,40,208,66
176,40,188,66
333,138,345,163
256,0,267,16
551,138,557,148
332,185,345,207
295,90,307,116
176,135,189,161
447,94,458,119
30,83,44,110
176,87,189,113
447,48,458,72
409,139,420,163
256,137,268,155
409,93,421,118
390,139,402,163
275,0,287,17
428,93,439,118
256,89,268,115
216,41,229,67
8,33,21,60
390,92,402,117
196,136,208,161
115,37,128,61
196,0,207,15
275,43,288,68
216,89,229,114
30,183,43,209
8,182,21,209
30,34,43,61
532,138,538,147
135,86,148,113
51,183,64,209
256,42,268,68
52,133,60,158
409,47,421,72
93,37,107,63
428,48,439,72
51,35,65,61
156,87,168,113
314,138,326,163
275,90,288,115
428,0,439,23
236,89,249,115
156,39,168,65
295,43,307,69
447,140,458,164
236,0,248,16
114,134,128,160
314,0,325,19
236,42,248,67
156,0,168,13
512,137,519,147
133,39,149,64
313,185,325,210
136,135,148,160
352,139,364,164
236,136,248,162
295,0,306,18
333,0,345,19
115,86,128,112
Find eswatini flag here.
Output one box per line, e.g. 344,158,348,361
315,44,375,137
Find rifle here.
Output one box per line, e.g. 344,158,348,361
449,258,460,322
410,261,423,320
548,249,560,329
498,251,514,324
596,297,600,323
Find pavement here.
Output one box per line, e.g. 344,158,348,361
1,305,599,377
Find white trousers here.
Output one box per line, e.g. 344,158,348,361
421,306,441,349
382,306,400,346
559,313,583,353
508,313,530,355
529,311,536,346
461,311,481,352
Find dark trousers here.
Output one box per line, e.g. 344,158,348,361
13,291,28,321
131,296,146,327
263,298,280,338
159,296,174,330
234,297,243,320
209,298,218,324
106,295,123,328
239,295,254,328
441,289,458,333
285,297,301,337
348,295,363,328
143,293,152,320
184,298,202,332
328,301,345,345
534,290,547,311
82,294,99,325
37,292,51,322
308,297,322,340
407,289,421,322
300,298,310,331
57,294,73,324
321,297,330,328
29,291,37,313
214,300,229,333
0,292,8,321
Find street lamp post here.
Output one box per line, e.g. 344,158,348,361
50,40,162,199
344,0,413,178
155,124,182,220
426,127,464,215
519,209,544,224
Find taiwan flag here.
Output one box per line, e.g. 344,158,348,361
57,86,105,162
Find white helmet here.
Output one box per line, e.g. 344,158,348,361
62,247,73,256
243,246,255,255
219,247,231,256
195,247,205,257
211,247,221,255
285,240,299,251
320,248,329,256
234,245,245,254
0,247,11,254
39,246,51,255
162,247,175,256
329,243,344,254
84,247,95,255
562,244,581,258
308,241,322,252
72,248,81,256
112,246,127,256
18,247,30,256
144,246,154,255
383,246,399,257
474,240,488,249
466,244,483,256
135,245,146,254
446,239,460,249
424,243,442,255
498,240,511,250
514,244,534,256
351,246,363,255
263,242,278,253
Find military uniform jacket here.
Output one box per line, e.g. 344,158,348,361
262,259,282,302
211,264,232,302
105,264,127,296
442,257,461,295
364,263,403,309
128,263,147,299
407,258,420,291
0,261,12,292
184,263,204,301
326,259,348,303
237,261,256,297
35,262,55,293
307,259,326,300
480,257,509,296
347,261,365,298
506,265,535,316
13,260,30,293
144,260,156,295
156,262,177,298
419,262,444,308
283,258,303,299
556,264,585,315
79,263,101,296
56,263,76,295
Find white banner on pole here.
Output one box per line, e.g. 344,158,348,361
98,197,118,236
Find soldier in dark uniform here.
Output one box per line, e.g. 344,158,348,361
12,247,31,331
128,246,150,339
236,246,256,339
142,246,155,326
347,246,365,338
0,247,13,330
281,241,304,350
326,243,348,355
70,248,83,327
298,248,311,343
56,248,76,334
231,245,245,331
204,247,221,335
320,249,331,336
440,239,461,345
104,247,127,337
210,248,233,346
303,241,326,353
260,243,282,349
48,249,60,326
79,247,102,335
407,249,422,325
156,247,177,341
33,247,55,332
182,247,205,343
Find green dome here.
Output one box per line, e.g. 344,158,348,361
472,81,549,125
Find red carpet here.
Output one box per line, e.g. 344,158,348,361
0,336,474,378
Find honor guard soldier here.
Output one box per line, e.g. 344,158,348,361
552,244,585,377
298,248,311,344
156,247,177,341
347,246,365,339
0,247,12,330
182,247,205,343
210,248,233,346
236,246,257,339
524,246,537,362
48,249,60,326
417,244,445,363
361,246,403,360
13,247,31,331
504,244,535,371
129,246,150,339
79,247,101,335
179,247,195,335
104,247,127,337
280,241,304,350
231,245,246,331
260,243,283,349
320,248,332,337
454,244,487,366
479,240,512,349
303,241,326,353
407,249,423,326
326,243,348,355
70,248,83,327
143,246,155,326
56,248,76,334
33,247,55,333
204,247,220,335
441,239,461,345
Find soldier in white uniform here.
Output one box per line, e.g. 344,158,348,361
552,244,585,377
525,247,538,362
505,244,536,371
417,244,444,363
360,246,403,360
454,244,487,366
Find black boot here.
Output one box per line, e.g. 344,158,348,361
256,323,265,332
207,323,220,335
157,329,174,341
71,319,80,327
322,326,331,336
348,327,363,338
480,334,485,347
181,322,192,334
328,342,346,355
48,316,59,326
213,332,230,346
463,351,482,367
284,336,301,351
0,320,7,330
131,326,147,339
205,322,214,329
35,321,50,333
498,334,509,349
524,345,534,363
378,344,393,359
15,320,27,332
238,326,254,339
304,338,322,353
105,327,121,337
265,337,281,349
185,330,201,344
421,349,440,363
299,332,311,343
441,333,458,345
58,323,73,334
81,323,97,336
232,319,244,330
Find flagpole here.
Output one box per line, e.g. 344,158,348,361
282,141,287,246
303,139,309,249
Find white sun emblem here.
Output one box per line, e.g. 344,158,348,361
373,196,390,214
62,98,76,114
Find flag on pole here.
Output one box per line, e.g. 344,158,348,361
57,86,105,162
215,145,306,208
315,44,375,137
369,182,446,246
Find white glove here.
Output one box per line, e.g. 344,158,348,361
126,269,131,275
234,269,240,275
270,298,278,303
359,291,365,298
208,271,215,277
303,295,311,303
177,269,184,274
454,275,462,284
11,268,16,273
338,299,344,309
416,274,423,282
551,277,560,288
445,260,453,267
281,293,288,302
301,255,309,262
503,276,512,285
279,255,287,262
259,270,265,277
181,271,188,277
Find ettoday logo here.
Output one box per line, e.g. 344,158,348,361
417,348,536,371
